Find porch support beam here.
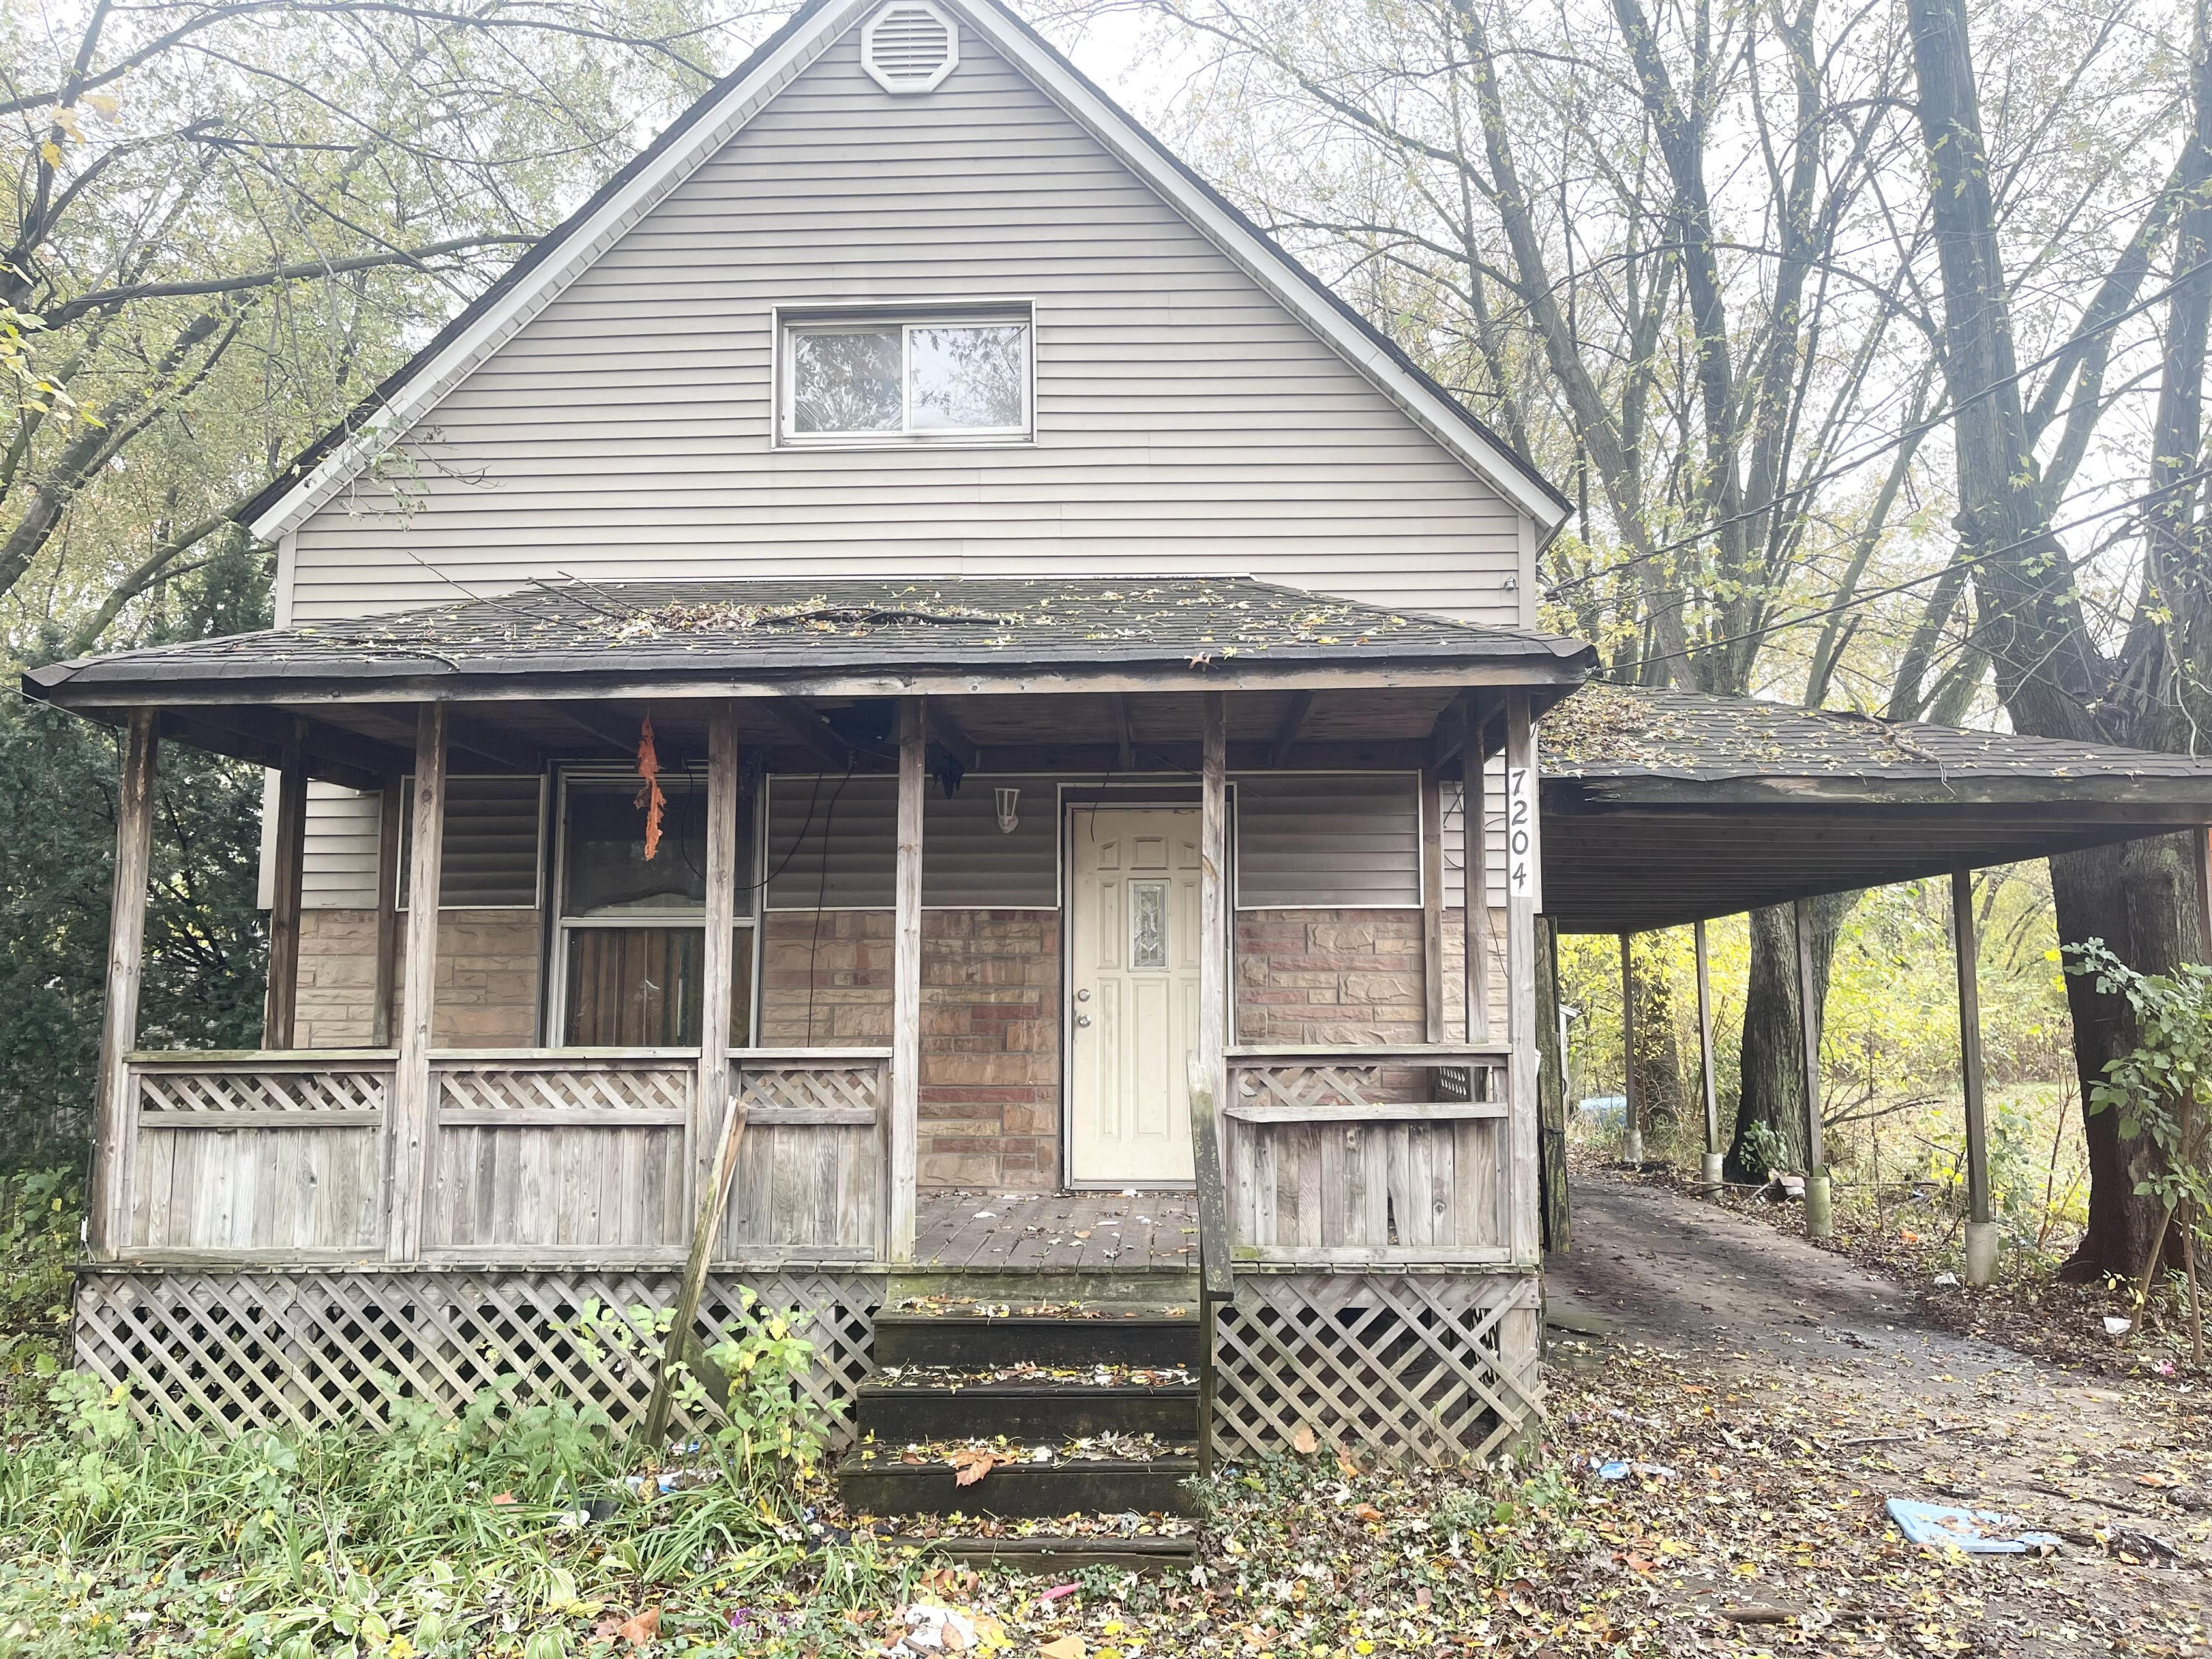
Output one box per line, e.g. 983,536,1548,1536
1619,933,1643,1164
1794,896,1832,1237
1110,693,1135,771
370,780,402,1048
1268,689,1312,767
2197,824,2212,962
90,709,158,1258
1200,694,1229,1152
157,706,392,793
699,703,741,1226
889,698,925,1262
1504,690,1543,1278
1421,768,1446,1042
1953,869,1996,1283
1694,919,1722,1185
444,716,539,773
1427,689,1475,772
262,720,308,1050
926,700,979,774
765,696,853,771
1463,745,1492,1044
388,704,447,1263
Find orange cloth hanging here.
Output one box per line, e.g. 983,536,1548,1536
635,714,665,860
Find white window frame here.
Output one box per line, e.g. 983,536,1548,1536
775,303,1035,448
547,765,762,1046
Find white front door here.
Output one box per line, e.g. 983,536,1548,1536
1067,807,1201,1185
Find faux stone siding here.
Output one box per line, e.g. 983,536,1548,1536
762,909,1060,1192
293,908,540,1048
1234,908,1430,1046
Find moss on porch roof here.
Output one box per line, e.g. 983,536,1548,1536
27,577,1593,700
1543,682,2212,786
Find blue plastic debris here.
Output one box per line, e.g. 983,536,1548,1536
1886,1497,2061,1554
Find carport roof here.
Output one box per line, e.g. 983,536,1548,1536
1540,686,2212,933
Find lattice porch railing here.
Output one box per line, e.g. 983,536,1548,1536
1222,1046,1512,1264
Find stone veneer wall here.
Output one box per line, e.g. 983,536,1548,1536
1234,906,1501,1046
294,908,541,1048
759,909,1061,1191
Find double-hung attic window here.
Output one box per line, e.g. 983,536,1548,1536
780,309,1032,443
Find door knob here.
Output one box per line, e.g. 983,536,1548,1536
1075,1014,1092,1028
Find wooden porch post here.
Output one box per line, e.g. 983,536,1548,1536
698,703,741,1221
1420,768,1446,1041
262,720,307,1050
1618,932,1643,1164
1953,869,1997,1283
1462,746,1492,1045
1694,919,1722,1185
1503,692,1540,1266
2197,825,2212,962
1794,896,1832,1238
1200,694,1229,1152
90,709,158,1259
370,781,402,1049
388,704,446,1263
889,698,924,1263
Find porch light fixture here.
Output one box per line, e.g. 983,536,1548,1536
995,786,1020,834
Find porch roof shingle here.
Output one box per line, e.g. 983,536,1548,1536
24,577,1594,703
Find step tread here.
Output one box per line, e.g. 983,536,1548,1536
859,1380,1201,1397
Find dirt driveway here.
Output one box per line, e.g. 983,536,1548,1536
1543,1170,2212,1655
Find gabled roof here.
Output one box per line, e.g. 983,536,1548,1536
26,577,1596,705
239,0,1569,543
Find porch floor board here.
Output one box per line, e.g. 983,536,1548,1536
912,1192,1199,1273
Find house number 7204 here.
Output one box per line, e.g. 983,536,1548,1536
1506,765,1537,900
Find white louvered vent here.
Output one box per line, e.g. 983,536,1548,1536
862,1,959,94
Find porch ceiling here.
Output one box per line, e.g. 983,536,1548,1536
1542,686,2212,932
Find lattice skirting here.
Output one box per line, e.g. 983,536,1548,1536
1213,1273,1543,1467
74,1270,882,1442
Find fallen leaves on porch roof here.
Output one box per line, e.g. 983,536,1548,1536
599,596,1016,640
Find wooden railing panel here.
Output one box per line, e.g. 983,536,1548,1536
720,1052,889,1259
126,1058,390,1253
1224,1046,1510,1263
428,1059,693,1254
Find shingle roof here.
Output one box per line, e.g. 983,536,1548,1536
25,577,1594,700
1543,684,2212,788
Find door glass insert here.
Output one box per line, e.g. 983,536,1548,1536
1130,879,1168,970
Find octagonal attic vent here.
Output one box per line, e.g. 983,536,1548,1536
862,1,959,94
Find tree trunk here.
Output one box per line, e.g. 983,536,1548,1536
2051,834,2206,1279
1536,917,1571,1252
1728,894,1855,1178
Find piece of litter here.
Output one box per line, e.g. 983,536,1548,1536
1932,1272,1958,1287
883,1603,983,1655
1592,1455,1677,1481
971,1211,996,1220
2104,1315,2133,1335
1885,1498,2060,1554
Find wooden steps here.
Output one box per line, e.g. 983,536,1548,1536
837,1273,1205,1568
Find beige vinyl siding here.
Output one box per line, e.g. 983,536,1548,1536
260,781,382,911
288,25,1524,625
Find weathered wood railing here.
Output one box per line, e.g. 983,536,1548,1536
111,1046,891,1265
1222,1044,1512,1264
119,1052,394,1256
719,1048,891,1262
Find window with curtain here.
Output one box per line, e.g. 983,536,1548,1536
554,771,755,1046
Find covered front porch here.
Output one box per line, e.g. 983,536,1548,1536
36,577,1582,1458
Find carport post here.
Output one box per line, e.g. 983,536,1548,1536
1952,869,1997,1283
1694,919,1722,1186
1619,933,1643,1164
1794,898,1832,1238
